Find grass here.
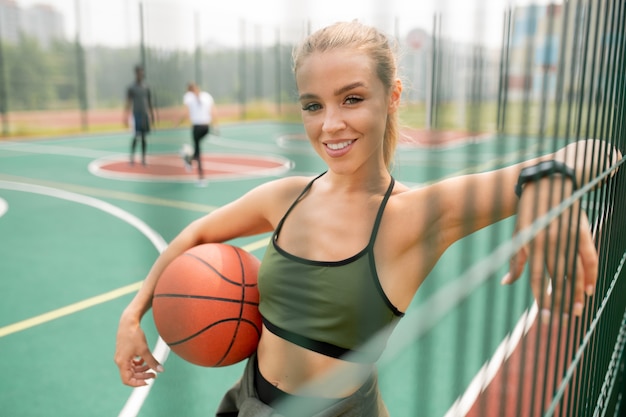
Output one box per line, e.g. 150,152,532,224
400,99,603,140
0,99,604,140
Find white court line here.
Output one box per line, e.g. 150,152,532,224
443,303,538,417
0,180,170,416
0,141,112,159
0,179,272,416
0,197,7,218
0,179,168,255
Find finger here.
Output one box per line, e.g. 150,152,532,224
132,362,152,373
120,363,152,387
556,213,596,316
504,246,529,284
529,264,551,314
127,379,149,387
545,240,569,315
122,372,147,387
578,215,599,296
130,370,158,381
126,358,159,385
127,373,153,387
137,349,164,374
570,255,586,317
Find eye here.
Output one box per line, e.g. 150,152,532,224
302,102,322,112
345,95,363,105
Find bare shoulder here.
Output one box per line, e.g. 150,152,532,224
382,178,466,256
197,175,319,241
240,175,319,222
251,175,316,201
387,180,428,213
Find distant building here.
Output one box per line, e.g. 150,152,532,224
0,0,20,44
507,3,564,100
0,0,65,47
401,27,501,104
22,3,65,47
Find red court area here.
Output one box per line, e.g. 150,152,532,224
89,153,292,182
399,128,489,148
467,317,583,417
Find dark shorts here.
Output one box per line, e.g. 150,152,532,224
215,353,389,417
133,112,151,133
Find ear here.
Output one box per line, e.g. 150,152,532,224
388,78,402,113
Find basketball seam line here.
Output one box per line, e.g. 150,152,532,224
153,293,258,306
168,317,261,346
217,246,247,366
184,251,252,286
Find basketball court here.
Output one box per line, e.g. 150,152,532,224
0,122,583,416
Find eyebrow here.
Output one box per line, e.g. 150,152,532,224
298,82,366,101
334,82,365,96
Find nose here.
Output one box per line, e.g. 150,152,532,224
322,107,346,134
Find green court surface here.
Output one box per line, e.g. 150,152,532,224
0,122,542,416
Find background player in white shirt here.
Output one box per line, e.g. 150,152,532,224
180,82,218,185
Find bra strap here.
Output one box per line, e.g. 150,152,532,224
274,172,327,238
368,176,395,247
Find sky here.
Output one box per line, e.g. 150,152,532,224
16,0,561,50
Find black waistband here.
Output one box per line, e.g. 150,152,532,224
254,355,287,405
254,356,341,412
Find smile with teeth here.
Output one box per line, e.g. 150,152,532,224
326,140,355,150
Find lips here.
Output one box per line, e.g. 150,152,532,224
326,140,354,150
324,139,355,157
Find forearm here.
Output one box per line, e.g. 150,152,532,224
512,139,621,203
548,139,622,190
448,139,621,240
121,221,208,322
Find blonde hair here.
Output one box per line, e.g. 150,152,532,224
293,20,400,169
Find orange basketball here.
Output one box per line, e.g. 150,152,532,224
152,243,262,367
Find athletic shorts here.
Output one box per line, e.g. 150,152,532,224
133,112,151,133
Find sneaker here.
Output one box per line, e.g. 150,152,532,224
195,179,208,188
183,155,192,172
180,144,193,172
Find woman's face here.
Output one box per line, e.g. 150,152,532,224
296,49,399,176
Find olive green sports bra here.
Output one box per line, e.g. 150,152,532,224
257,173,404,363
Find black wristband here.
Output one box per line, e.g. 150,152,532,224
515,160,578,198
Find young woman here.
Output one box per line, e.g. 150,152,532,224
114,21,620,416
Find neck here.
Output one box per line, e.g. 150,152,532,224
323,168,391,195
